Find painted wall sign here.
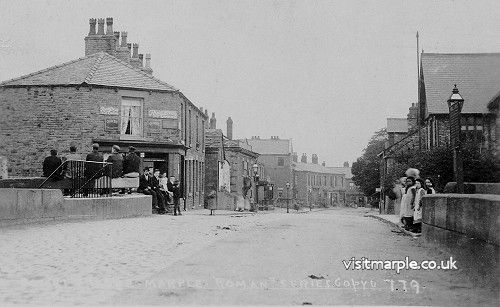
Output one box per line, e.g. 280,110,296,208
148,120,161,130
105,118,119,131
148,109,177,119
162,119,178,129
100,106,119,115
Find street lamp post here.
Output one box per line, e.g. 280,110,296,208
308,188,312,211
447,85,465,194
286,182,290,213
252,163,259,212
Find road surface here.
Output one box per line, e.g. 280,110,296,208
0,208,497,305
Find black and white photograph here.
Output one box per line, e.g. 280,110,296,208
0,0,498,305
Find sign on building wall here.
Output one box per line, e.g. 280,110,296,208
148,110,178,119
100,106,119,115
162,119,178,129
148,120,161,130
105,118,119,131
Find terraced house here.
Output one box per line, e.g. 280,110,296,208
0,18,207,209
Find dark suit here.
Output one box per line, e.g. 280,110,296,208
123,153,140,174
138,174,163,212
172,185,182,215
85,151,104,179
42,156,62,179
150,175,166,212
106,153,123,178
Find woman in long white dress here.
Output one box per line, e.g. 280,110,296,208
401,176,416,230
413,178,426,233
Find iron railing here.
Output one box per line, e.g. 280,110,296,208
39,160,113,198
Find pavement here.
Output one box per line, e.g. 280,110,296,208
0,207,497,305
364,210,422,237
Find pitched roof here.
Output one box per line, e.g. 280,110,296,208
292,162,353,178
0,52,178,91
421,53,500,115
328,167,353,179
244,138,291,155
386,118,408,133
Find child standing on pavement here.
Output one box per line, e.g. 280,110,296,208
413,178,426,233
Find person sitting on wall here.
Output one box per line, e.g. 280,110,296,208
85,143,104,181
106,145,123,178
122,146,140,178
150,169,167,214
64,145,82,179
42,149,63,180
138,167,160,213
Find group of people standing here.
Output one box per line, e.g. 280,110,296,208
396,168,436,233
138,167,183,215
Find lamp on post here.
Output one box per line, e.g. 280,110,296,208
285,182,290,213
447,84,465,194
252,163,259,212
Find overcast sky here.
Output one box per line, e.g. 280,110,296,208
1,0,499,166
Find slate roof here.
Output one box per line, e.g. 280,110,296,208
0,52,178,91
292,162,353,178
421,53,500,116
386,118,408,133
244,138,291,155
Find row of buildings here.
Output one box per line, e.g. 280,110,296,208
0,18,363,209
379,51,500,214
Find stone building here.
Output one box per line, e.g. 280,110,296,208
245,136,292,199
378,52,500,212
292,155,349,207
0,18,207,209
204,114,262,210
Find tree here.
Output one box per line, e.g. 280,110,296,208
382,141,499,192
352,128,387,196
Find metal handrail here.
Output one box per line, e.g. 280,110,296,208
38,160,68,188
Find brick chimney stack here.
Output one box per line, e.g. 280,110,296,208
301,153,307,163
226,117,233,140
132,43,139,58
343,161,349,167
120,31,128,47
89,18,96,35
113,31,120,47
312,154,318,164
204,109,208,117
142,53,153,75
210,113,216,129
407,103,418,131
292,152,298,163
85,17,117,56
138,54,144,67
322,161,326,167
105,17,113,35
97,18,105,35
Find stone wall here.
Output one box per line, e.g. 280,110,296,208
0,188,151,226
422,194,500,287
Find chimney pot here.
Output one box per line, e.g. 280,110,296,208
312,154,318,164
301,153,307,163
343,161,349,167
97,18,105,35
322,161,326,167
204,109,208,117
145,53,151,68
121,31,128,47
106,17,113,35
132,43,139,58
89,18,97,35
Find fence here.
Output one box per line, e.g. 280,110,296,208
38,160,113,198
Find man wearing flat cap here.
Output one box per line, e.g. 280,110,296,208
106,145,123,178
85,143,104,180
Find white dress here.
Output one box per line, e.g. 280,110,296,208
413,188,425,223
